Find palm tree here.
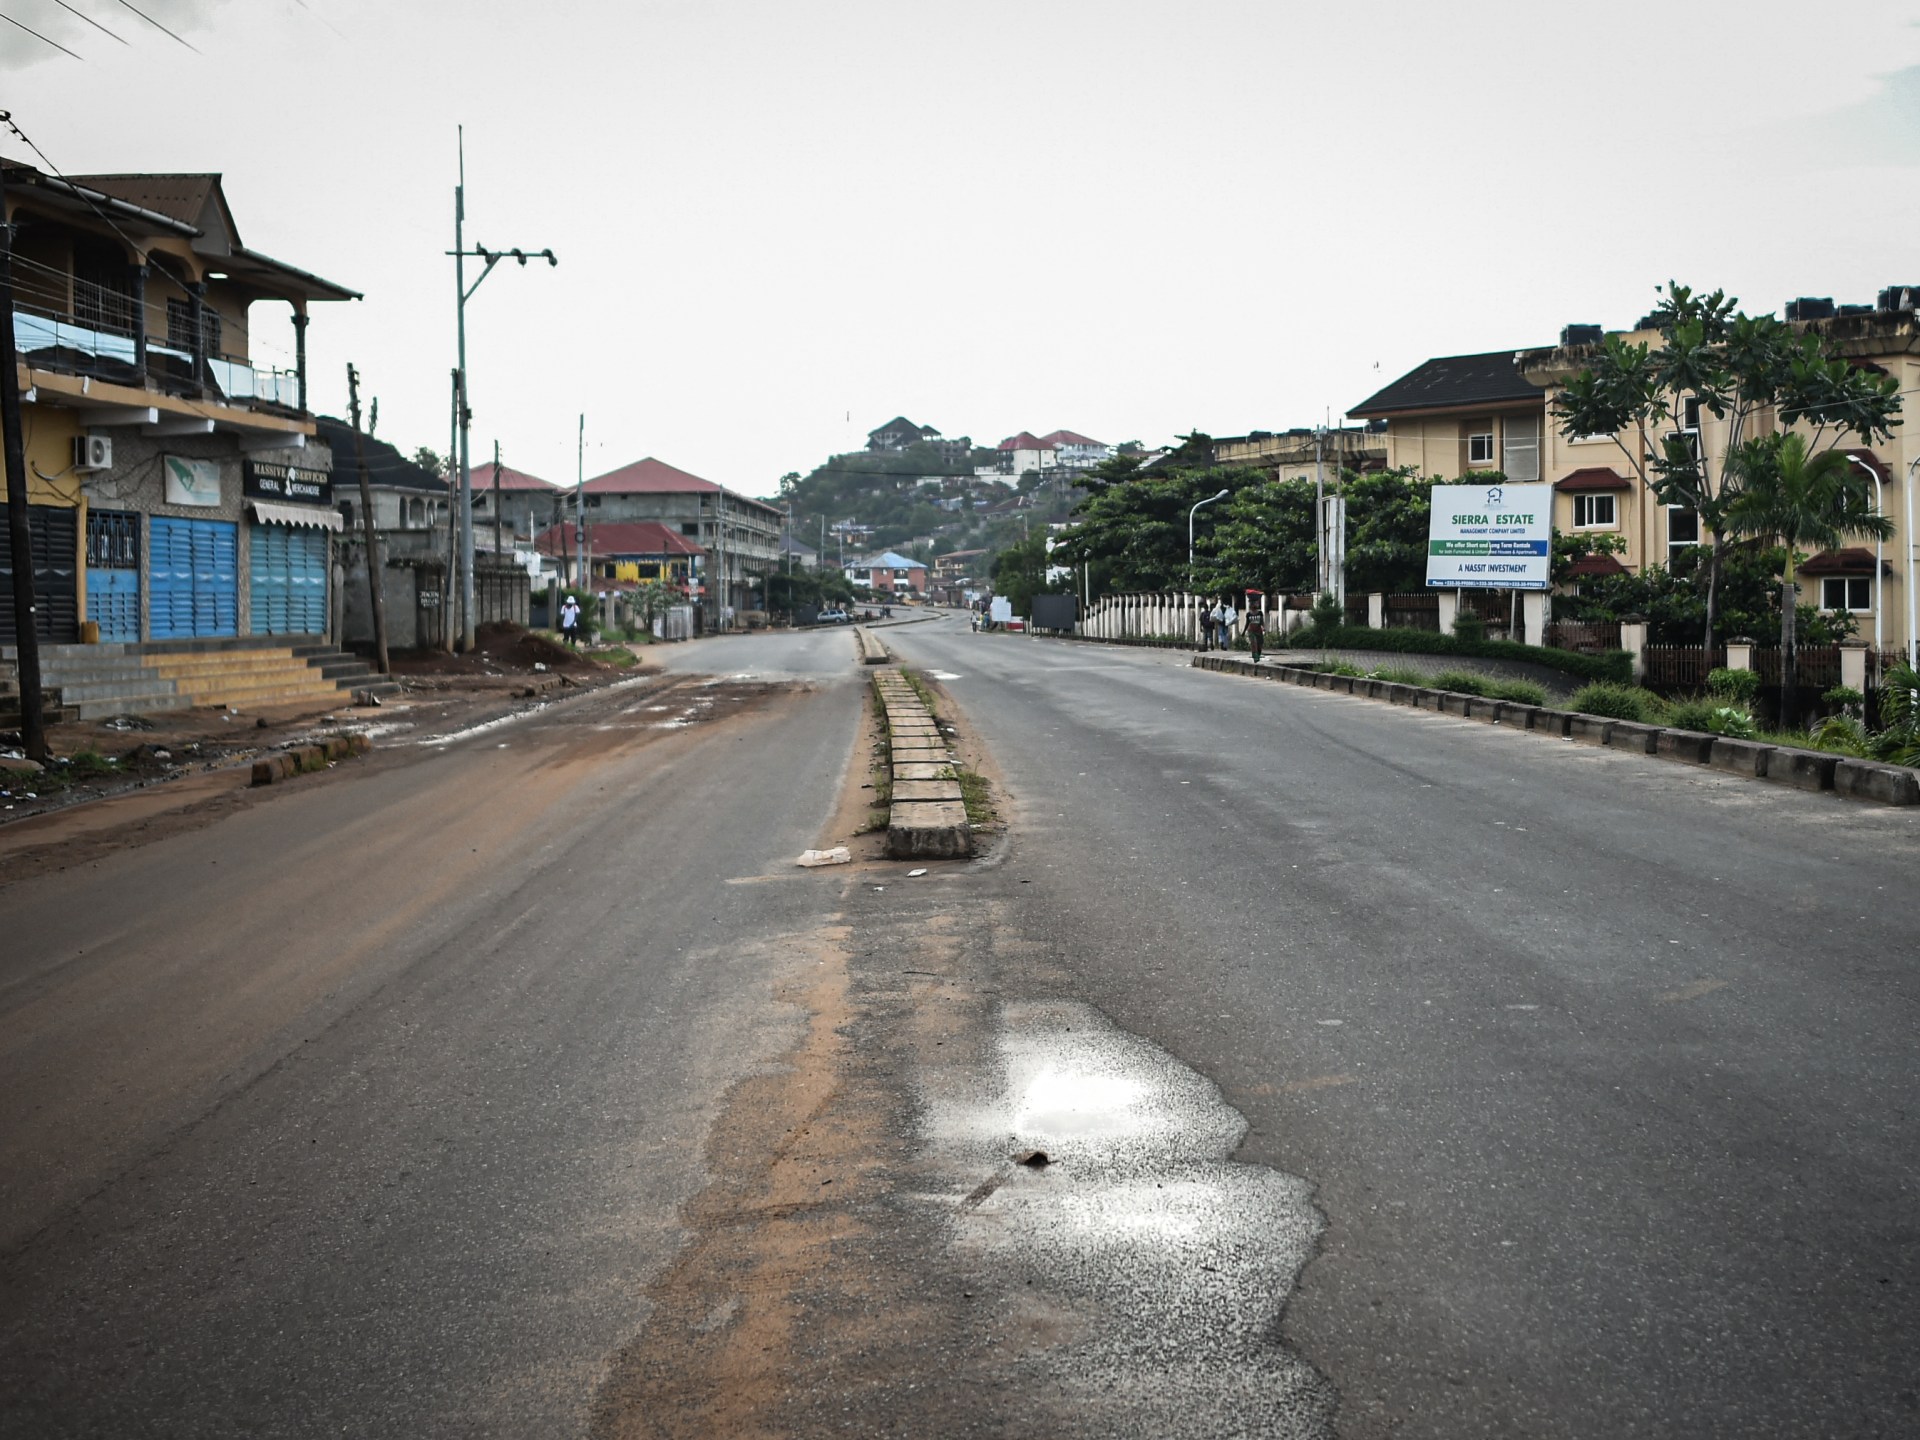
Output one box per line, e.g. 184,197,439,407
1724,432,1893,725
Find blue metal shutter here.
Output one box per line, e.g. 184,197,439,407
86,509,141,643
249,525,328,635
150,517,237,639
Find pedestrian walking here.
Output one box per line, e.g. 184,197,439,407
559,594,582,649
1245,606,1265,662
1213,599,1233,650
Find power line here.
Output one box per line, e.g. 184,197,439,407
54,0,128,43
113,0,199,52
0,12,83,58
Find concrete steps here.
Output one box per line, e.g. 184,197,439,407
0,638,398,721
146,649,351,711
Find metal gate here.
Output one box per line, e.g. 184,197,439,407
85,509,141,643
149,516,238,638
248,523,328,635
0,504,80,644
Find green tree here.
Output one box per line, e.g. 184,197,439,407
412,446,447,478
1550,281,1901,666
1723,431,1892,721
990,531,1057,615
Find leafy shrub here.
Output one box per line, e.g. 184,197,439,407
1451,611,1487,643
1311,592,1344,629
1487,678,1548,707
1707,707,1757,739
1569,682,1657,722
1429,669,1489,696
1280,623,1632,683
1326,660,1366,677
1707,667,1760,704
1663,698,1719,733
1807,714,1871,756
1873,661,1920,766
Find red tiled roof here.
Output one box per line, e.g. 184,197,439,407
1798,547,1891,577
583,457,722,494
532,521,704,558
1555,467,1632,492
475,461,561,491
997,431,1049,451
1566,554,1628,577
1038,429,1103,448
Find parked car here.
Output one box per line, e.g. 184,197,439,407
815,608,850,625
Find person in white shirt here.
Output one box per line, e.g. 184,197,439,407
559,594,582,649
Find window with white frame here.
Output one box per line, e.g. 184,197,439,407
1821,576,1871,612
1466,423,1495,466
1502,414,1541,482
1667,505,1700,564
1573,493,1617,529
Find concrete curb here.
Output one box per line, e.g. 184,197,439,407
251,732,371,786
1189,653,1920,807
854,628,891,665
872,668,973,859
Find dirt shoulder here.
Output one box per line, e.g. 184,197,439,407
0,628,668,884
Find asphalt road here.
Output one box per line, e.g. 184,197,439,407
6,613,1917,1437
885,616,1920,1438
0,627,866,1438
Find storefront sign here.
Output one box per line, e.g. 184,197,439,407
1426,482,1552,591
163,455,223,507
244,461,333,506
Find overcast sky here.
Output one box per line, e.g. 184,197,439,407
5,0,1919,497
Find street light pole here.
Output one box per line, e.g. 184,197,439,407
1188,487,1230,572
1907,457,1919,670
1189,486,1230,648
1849,454,1885,654
450,127,556,651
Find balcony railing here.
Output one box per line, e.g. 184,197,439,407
12,305,303,413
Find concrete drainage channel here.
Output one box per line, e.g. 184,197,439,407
1197,654,1920,806
873,667,973,858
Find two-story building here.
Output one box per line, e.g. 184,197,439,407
1518,299,1920,648
581,458,782,613
4,161,357,645
844,550,928,596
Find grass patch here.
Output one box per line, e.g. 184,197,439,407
583,646,639,668
1429,669,1490,696
1486,678,1548,707
954,767,994,826
1369,664,1430,686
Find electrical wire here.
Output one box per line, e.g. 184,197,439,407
113,0,198,52
54,0,128,44
0,11,83,58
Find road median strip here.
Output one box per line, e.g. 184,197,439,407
872,667,973,858
1191,654,1920,807
855,627,891,665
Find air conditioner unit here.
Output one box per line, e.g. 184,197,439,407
73,434,113,471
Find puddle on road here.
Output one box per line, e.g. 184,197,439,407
921,999,1335,1437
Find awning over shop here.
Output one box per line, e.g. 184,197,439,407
251,500,344,531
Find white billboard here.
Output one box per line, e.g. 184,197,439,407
1426,482,1551,591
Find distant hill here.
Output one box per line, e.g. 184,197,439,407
776,440,1081,569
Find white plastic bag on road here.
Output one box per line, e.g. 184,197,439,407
796,846,852,867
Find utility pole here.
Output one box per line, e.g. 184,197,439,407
0,156,48,760
450,126,555,651
345,365,390,675
442,368,460,653
574,415,585,591
490,441,502,564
